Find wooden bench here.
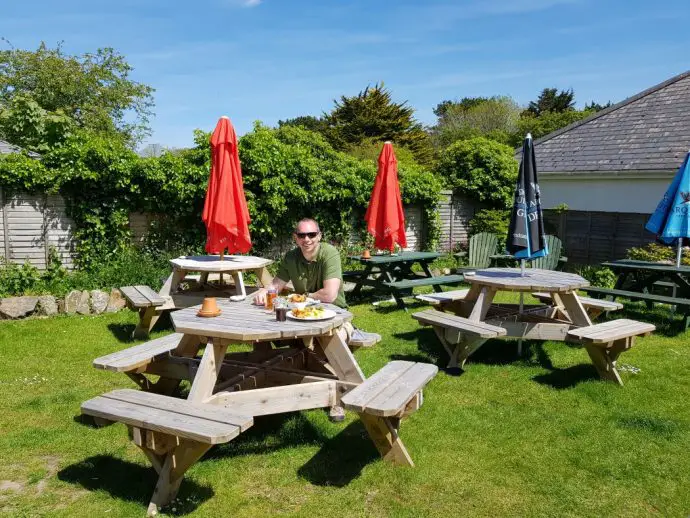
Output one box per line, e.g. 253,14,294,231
531,292,623,320
383,274,465,291
341,360,437,418
567,319,655,385
581,286,690,329
120,285,169,339
81,389,252,516
93,333,200,393
416,288,470,305
412,309,507,368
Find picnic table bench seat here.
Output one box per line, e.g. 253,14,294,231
566,318,656,385
581,286,690,328
93,333,184,373
81,389,252,516
341,360,438,417
412,309,507,368
383,274,464,290
416,288,470,305
120,285,166,308
531,291,623,319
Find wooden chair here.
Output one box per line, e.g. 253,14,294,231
455,232,498,272
528,235,567,271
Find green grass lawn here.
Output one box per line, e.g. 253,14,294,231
1,293,690,517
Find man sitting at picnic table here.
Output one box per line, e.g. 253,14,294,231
255,217,346,308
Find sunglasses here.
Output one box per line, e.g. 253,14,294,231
295,231,319,239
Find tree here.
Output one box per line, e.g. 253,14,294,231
323,83,433,165
510,109,595,146
584,100,612,112
525,88,575,116
277,115,329,134
0,42,154,146
430,96,521,148
436,137,518,208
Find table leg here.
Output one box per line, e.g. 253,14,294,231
351,263,375,296
316,332,414,466
187,337,228,402
558,292,592,327
231,272,246,298
161,268,187,297
254,267,273,288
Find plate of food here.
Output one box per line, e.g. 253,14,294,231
286,293,318,310
287,306,336,321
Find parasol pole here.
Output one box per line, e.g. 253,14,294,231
518,259,525,355
676,239,682,268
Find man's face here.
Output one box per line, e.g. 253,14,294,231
294,221,321,256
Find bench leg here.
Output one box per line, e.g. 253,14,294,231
584,338,631,386
135,436,211,517
451,337,487,369
359,414,414,467
133,307,160,340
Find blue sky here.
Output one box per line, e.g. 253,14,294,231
2,0,689,150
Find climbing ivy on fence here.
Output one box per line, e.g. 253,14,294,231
0,124,443,270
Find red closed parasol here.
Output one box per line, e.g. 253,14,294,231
202,116,252,254
364,141,407,251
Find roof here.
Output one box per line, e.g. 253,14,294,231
0,139,40,158
532,70,690,174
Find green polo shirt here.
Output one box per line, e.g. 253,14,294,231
275,242,347,308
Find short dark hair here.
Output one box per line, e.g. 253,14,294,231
294,218,320,233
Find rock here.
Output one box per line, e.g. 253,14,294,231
106,288,126,313
65,290,90,315
36,295,58,316
0,296,39,319
90,290,109,314
57,298,65,313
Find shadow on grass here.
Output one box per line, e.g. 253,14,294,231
57,455,213,515
297,420,378,487
206,413,378,487
205,413,329,460
107,313,174,343
532,364,599,389
391,328,444,366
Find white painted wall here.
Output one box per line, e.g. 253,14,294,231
539,172,675,213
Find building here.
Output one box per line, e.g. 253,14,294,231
532,71,690,263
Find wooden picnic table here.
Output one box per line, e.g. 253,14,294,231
84,297,437,514
346,251,463,309
413,268,655,385
582,259,690,329
123,255,274,338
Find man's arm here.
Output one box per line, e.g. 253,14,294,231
309,278,340,304
254,277,289,305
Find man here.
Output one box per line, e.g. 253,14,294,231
255,218,346,308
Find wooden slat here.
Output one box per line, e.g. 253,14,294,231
412,309,506,338
366,363,438,416
341,361,437,417
416,288,470,305
120,286,151,308
93,333,184,372
134,285,166,306
567,319,656,343
210,381,336,416
532,292,623,311
102,389,252,431
81,396,248,444
384,274,464,290
340,361,413,411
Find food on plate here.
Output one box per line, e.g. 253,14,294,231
291,305,326,319
287,293,308,303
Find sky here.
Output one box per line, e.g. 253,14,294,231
2,0,690,150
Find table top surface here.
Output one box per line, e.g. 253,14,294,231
170,255,273,272
348,251,440,264
464,268,588,292
171,298,352,341
602,259,690,273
